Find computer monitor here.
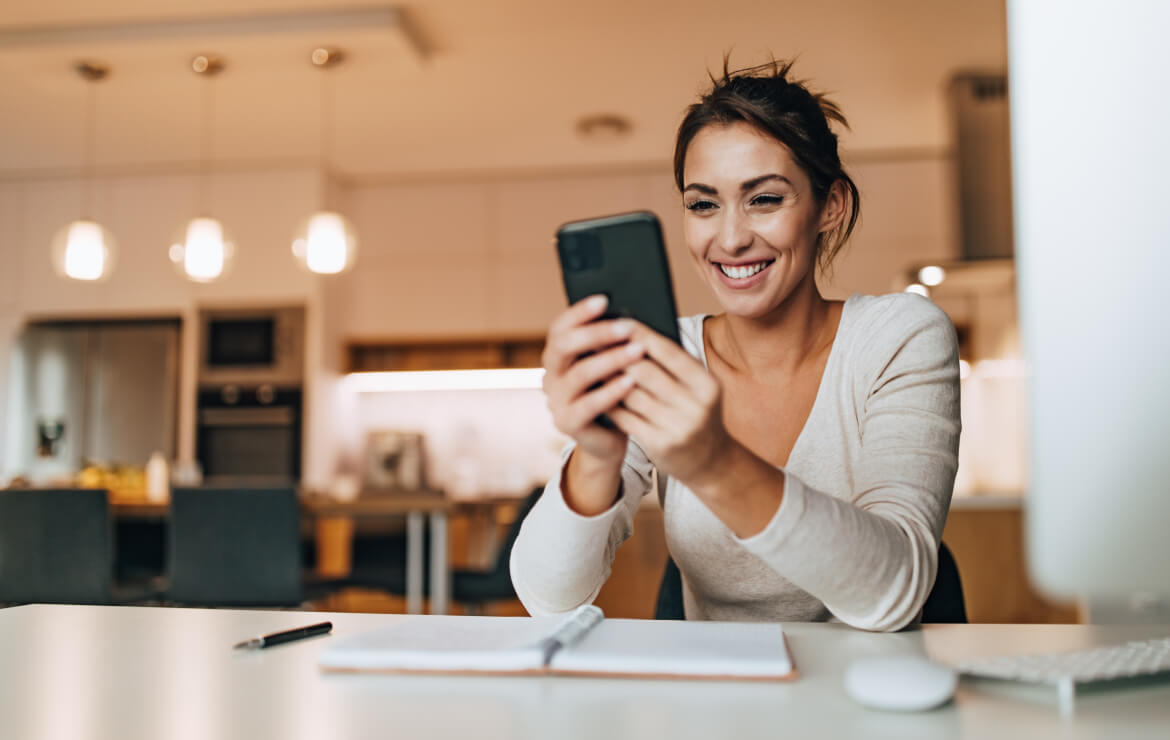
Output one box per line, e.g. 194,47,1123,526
1009,0,1170,607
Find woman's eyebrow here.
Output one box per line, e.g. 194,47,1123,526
740,173,792,191
682,174,793,195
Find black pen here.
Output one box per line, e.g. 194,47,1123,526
233,621,333,650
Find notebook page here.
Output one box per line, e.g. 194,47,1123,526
318,614,566,673
548,619,792,678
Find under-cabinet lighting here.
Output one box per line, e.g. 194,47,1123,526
346,368,545,392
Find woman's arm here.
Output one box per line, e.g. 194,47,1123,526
737,306,959,631
509,439,654,616
511,294,652,616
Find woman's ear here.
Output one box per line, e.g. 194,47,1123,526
817,180,848,235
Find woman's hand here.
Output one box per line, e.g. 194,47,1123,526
542,295,644,464
607,324,734,489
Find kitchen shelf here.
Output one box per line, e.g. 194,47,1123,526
346,336,545,373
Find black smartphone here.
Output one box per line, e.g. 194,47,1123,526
555,210,681,345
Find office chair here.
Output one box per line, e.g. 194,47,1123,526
921,541,967,624
0,488,115,605
167,486,303,607
654,541,968,624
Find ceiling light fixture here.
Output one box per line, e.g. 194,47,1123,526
575,113,633,142
169,54,234,283
51,61,117,282
292,47,358,275
918,265,947,286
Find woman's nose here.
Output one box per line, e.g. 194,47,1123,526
716,211,753,253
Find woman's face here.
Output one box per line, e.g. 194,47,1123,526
681,121,840,320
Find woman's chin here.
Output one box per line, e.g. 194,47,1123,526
708,278,784,319
714,293,780,320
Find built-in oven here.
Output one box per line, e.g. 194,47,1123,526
196,385,302,483
198,306,304,388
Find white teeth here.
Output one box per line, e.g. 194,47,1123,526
718,261,770,279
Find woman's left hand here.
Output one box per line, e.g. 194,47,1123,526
607,322,733,488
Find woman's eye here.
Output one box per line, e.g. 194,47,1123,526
685,200,718,212
750,194,784,207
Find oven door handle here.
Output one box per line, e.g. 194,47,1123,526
199,407,294,427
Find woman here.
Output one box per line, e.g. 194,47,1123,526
510,60,960,632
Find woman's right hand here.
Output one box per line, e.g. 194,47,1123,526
542,294,644,464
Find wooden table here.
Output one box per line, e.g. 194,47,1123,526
305,492,454,615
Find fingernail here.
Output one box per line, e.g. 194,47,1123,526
587,294,608,311
625,342,645,356
613,321,634,337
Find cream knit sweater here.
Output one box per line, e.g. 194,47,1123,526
510,293,961,632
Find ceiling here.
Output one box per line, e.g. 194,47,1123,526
0,0,1007,179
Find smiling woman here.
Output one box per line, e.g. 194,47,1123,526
510,58,961,632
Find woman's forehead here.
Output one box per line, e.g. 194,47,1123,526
683,122,804,185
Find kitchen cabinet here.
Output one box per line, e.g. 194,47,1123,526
346,335,544,373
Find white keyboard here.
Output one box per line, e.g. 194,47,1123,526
958,636,1170,686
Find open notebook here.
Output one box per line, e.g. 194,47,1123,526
318,605,796,681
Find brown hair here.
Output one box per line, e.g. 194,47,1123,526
673,58,861,271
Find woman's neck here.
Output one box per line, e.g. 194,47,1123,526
709,277,839,378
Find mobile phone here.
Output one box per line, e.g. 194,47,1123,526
555,210,681,345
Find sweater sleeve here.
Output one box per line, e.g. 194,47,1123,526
509,438,654,616
736,298,961,632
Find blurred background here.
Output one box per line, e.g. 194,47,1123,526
0,0,1051,621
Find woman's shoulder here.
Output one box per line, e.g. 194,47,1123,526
844,292,954,341
840,293,958,369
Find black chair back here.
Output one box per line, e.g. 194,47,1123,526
168,486,301,606
451,487,544,606
654,541,967,623
921,541,968,623
0,488,113,604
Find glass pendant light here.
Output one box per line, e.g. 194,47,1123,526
291,47,358,275
51,61,118,282
169,55,234,283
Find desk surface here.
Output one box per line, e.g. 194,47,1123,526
1,605,1167,740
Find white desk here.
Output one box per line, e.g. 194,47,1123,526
1,605,1167,740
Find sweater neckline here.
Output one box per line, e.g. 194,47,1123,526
692,294,856,469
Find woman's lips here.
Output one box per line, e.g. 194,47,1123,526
713,259,774,289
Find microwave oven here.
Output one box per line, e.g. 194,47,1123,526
198,306,305,387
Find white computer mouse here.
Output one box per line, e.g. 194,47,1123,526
843,655,957,712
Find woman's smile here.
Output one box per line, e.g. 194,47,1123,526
713,258,776,288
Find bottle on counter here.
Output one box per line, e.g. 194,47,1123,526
145,451,170,503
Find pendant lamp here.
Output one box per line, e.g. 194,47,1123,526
51,61,118,282
291,47,358,275
169,55,234,283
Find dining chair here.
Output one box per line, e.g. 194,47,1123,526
167,486,303,607
0,488,114,604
